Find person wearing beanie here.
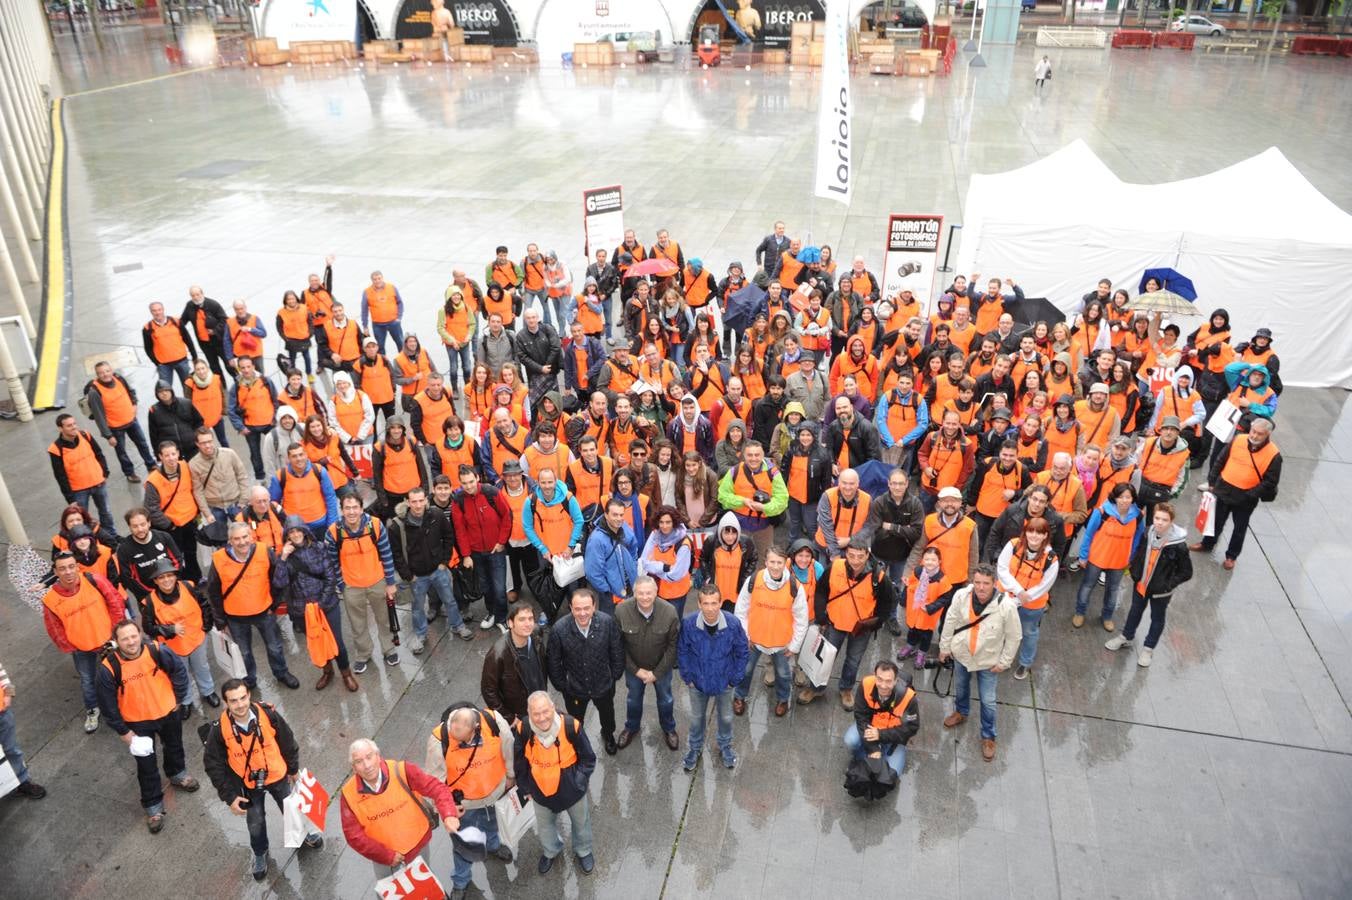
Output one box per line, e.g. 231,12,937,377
147,382,204,461
371,416,430,516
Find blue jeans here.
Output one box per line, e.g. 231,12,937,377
736,647,792,703
452,806,501,888
600,292,615,337
536,794,592,860
786,498,818,543
370,320,405,356
409,568,465,638
181,640,215,701
472,552,508,621
71,482,120,538
1075,563,1123,620
0,708,30,784
210,419,230,447
246,777,316,854
824,624,872,692
1017,605,1046,668
445,343,474,389
844,723,906,777
110,421,156,476
953,660,999,740
242,425,273,479
156,358,192,390
228,613,292,686
72,649,101,710
623,669,676,733
686,686,733,754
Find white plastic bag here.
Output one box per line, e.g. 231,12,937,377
493,785,537,857
374,855,444,900
282,791,308,848
210,629,248,680
552,553,585,587
0,755,19,798
797,624,838,689
1206,399,1242,444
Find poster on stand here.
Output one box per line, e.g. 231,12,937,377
881,214,943,311
583,186,625,259
261,0,357,49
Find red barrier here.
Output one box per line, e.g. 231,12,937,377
1112,30,1153,49
1291,36,1341,55
1153,32,1195,50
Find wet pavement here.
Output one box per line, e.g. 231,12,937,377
1,28,1350,900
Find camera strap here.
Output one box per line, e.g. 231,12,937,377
231,704,266,786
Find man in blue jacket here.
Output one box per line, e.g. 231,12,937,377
584,498,639,604
677,583,749,772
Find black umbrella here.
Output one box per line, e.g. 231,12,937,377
1004,296,1065,328
723,283,767,335
844,754,898,800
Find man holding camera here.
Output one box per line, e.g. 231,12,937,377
202,679,324,881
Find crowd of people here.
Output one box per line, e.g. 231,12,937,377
8,224,1288,894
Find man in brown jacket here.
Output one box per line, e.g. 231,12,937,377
614,576,680,751
480,601,548,726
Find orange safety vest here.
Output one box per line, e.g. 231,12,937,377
787,454,811,504
1044,420,1080,461
220,704,288,788
798,307,831,352
1192,324,1234,374
378,440,423,494
393,350,432,397
1220,438,1279,491
190,374,226,428
713,399,748,443
92,378,137,429
212,545,274,617
149,583,206,657
442,303,473,344
523,443,570,481
77,543,119,584
490,261,520,291
278,304,311,341
711,541,744,603
502,485,530,544
885,391,920,443
308,436,351,490
484,290,515,327
683,267,712,308
731,464,775,520
1139,437,1189,489
1096,458,1135,501
104,646,177,723
575,292,604,335
975,460,1024,519
147,318,190,363
903,565,953,630
567,457,613,511
332,392,367,439
488,428,527,481
341,760,432,858
49,430,105,492
825,559,878,633
322,319,362,363
861,677,916,731
746,571,795,648
778,251,804,290
571,345,593,390
689,365,726,412
42,576,115,652
815,488,871,548
604,359,640,396
329,519,388,589
1074,400,1116,451
432,710,507,801
235,379,275,428
1006,539,1056,610
923,435,969,493
522,258,547,292
1156,387,1200,437
433,439,477,481
228,316,264,358
412,391,454,445
1227,382,1275,413
1034,471,1080,538
922,513,976,585
304,287,335,324
356,356,395,406
972,293,1005,334
650,537,692,601
146,467,197,527
530,493,577,556
1088,510,1137,570
238,505,287,552
364,284,400,324
517,717,580,797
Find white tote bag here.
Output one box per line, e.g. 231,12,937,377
492,785,538,857
0,754,19,798
797,624,838,689
1206,399,1242,444
210,629,248,680
552,553,586,587
282,792,309,848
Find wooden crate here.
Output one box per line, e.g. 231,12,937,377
245,37,277,63
867,51,895,73
362,40,397,59
459,45,494,62
615,49,639,65
808,41,824,66
763,48,787,64
256,50,290,66
445,27,466,46
791,20,814,40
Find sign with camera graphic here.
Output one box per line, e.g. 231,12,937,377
881,214,943,313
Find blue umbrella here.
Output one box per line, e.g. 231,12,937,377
723,283,766,334
1139,268,1196,302
854,460,896,498
797,246,822,265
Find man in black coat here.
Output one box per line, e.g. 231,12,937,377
547,587,624,756
1190,416,1281,567
754,221,790,280
749,376,788,447
387,486,473,653
827,395,882,473
181,286,230,380
864,468,924,634
514,308,563,404
983,485,1067,563
147,382,204,460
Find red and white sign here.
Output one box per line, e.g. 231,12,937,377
881,214,943,313
582,185,625,260
293,767,329,830
349,441,374,481
375,856,445,900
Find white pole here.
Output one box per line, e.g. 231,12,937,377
11,1,52,153
0,153,40,281
0,224,38,338
0,1,45,142
0,470,32,544
0,108,42,241
0,22,47,189
0,42,45,213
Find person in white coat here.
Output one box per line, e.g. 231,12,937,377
732,545,807,719
1034,56,1052,93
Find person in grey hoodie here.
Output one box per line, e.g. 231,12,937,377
261,405,305,478
1106,502,1192,668
475,310,517,373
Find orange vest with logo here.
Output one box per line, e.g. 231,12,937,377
433,439,477,481
220,704,288,787
228,316,263,358
433,711,507,801
903,565,953,630
379,440,422,494
43,576,115,652
307,436,351,490
93,378,137,429
1074,400,1115,451
148,318,190,363
332,392,367,439
683,268,711,308
518,718,580,797
524,443,570,481
1034,471,1080,538
531,493,577,557
341,760,432,857
190,374,226,427
522,257,547,292
746,572,795,648
49,431,104,492
238,505,286,553
1044,420,1080,461
924,435,968,493
146,467,197,527
364,284,400,324
149,583,206,657
1192,324,1234,374
885,391,919,443
442,303,473,344
235,380,275,428
778,251,804,291
815,489,871,548
412,391,454,445
304,287,334,324
105,646,177,723
212,545,274,617
712,541,744,603
488,428,527,481
1220,438,1279,491
502,486,530,544
825,559,878,633
330,519,387,588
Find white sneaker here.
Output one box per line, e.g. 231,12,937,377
84,707,100,734
1104,635,1129,651
409,636,425,655
479,615,497,631
1137,647,1154,667
1196,482,1210,493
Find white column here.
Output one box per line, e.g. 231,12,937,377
0,32,45,213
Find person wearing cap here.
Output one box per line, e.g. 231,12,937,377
1074,381,1121,455
1136,417,1192,515
147,382,204,461
140,559,219,711
785,350,829,422
359,270,405,356
278,514,358,691
1234,327,1282,393
372,415,430,515
353,336,399,432
1190,416,1282,569
228,356,279,481
43,551,127,734
977,406,1018,460
1094,435,1141,511
908,484,979,600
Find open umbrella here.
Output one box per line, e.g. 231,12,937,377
1139,268,1197,302
1133,289,1200,316
723,282,767,334
1004,296,1065,328
623,257,679,279
797,246,822,265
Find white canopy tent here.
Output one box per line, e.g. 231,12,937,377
955,140,1352,388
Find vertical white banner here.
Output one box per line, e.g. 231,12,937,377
814,0,852,205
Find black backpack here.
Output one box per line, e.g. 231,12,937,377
100,641,165,696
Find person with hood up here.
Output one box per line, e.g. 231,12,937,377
522,468,585,578
1150,366,1205,462
766,398,806,461
1234,327,1282,394
325,371,375,447
1106,502,1192,667
733,545,808,719
666,394,715,462
640,507,695,616
700,511,758,612
278,515,358,691
1186,307,1236,461
371,416,429,515
829,334,880,399
1074,483,1145,631
260,405,305,478
436,287,477,394
148,383,204,460
585,497,640,605
61,523,122,586
713,418,749,476
1203,361,1278,477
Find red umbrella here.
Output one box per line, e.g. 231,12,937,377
623,257,679,279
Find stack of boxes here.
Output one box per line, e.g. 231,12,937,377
287,40,355,65
858,30,894,73
572,42,616,66
362,40,413,63
245,37,291,66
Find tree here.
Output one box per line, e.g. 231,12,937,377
1262,0,1283,52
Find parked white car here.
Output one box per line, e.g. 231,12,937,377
1170,15,1227,36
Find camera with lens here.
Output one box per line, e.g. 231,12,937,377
452,789,465,806
250,768,268,788
752,490,771,504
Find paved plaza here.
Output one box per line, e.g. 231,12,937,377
0,27,1350,899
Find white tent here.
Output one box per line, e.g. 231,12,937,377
955,140,1352,388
